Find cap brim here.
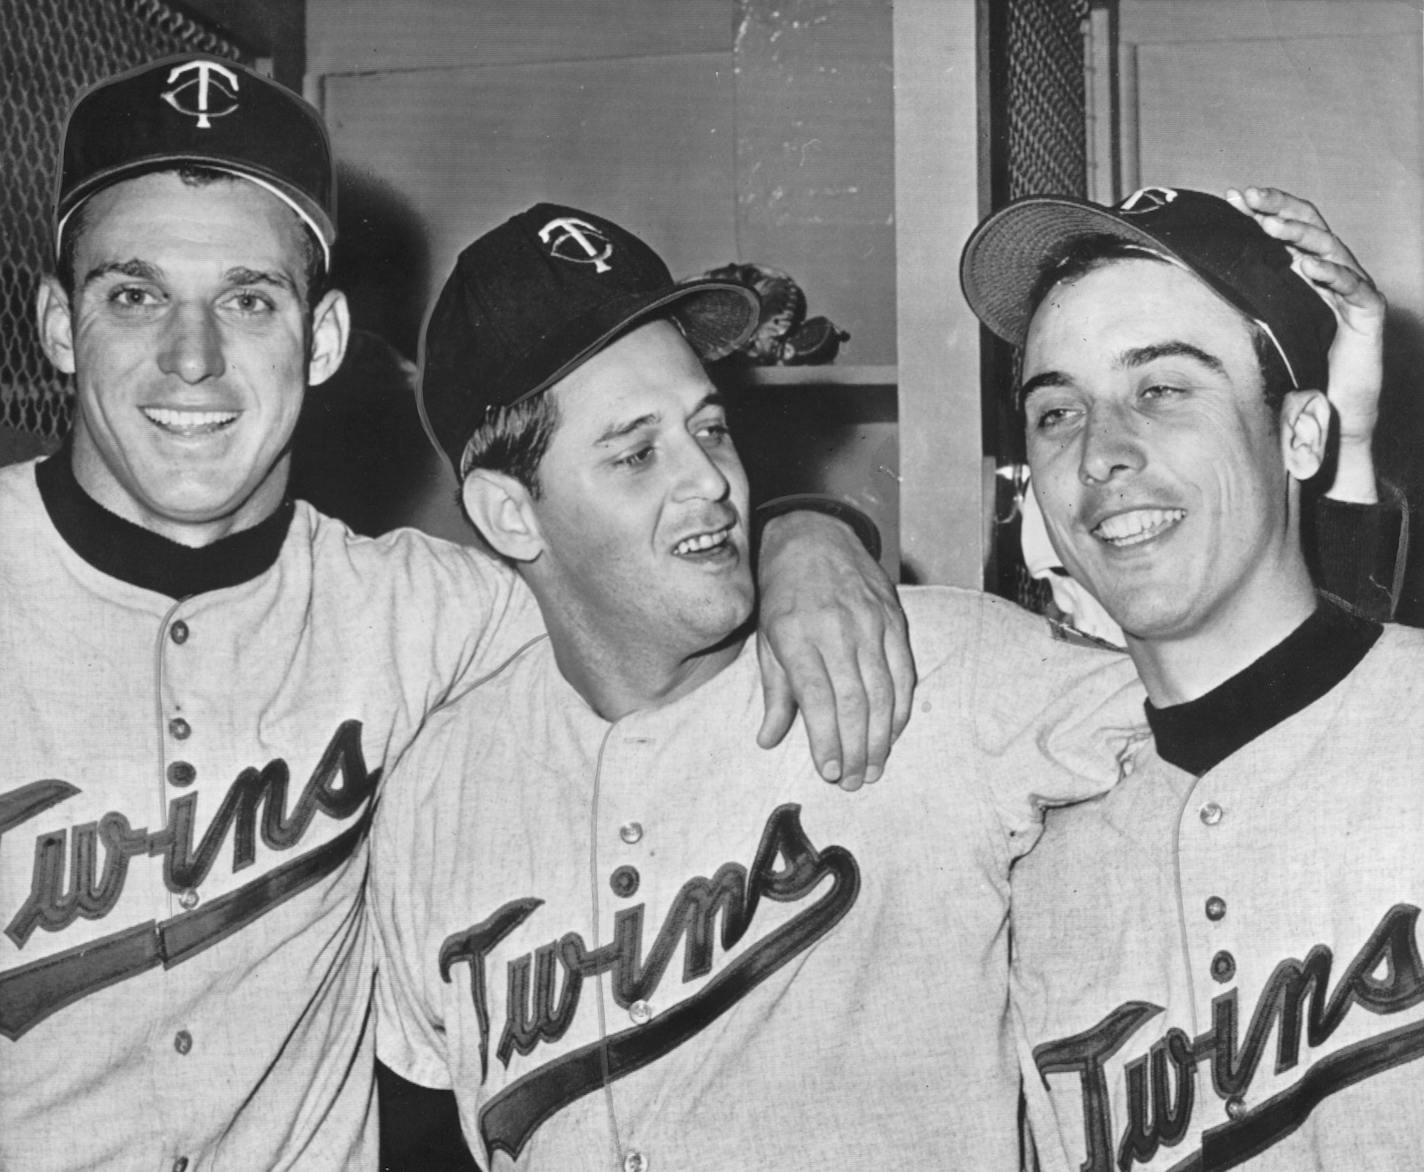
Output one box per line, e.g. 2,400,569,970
507,277,760,408
959,195,1186,347
54,157,335,268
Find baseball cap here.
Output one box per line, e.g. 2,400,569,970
418,203,760,477
54,54,335,268
959,186,1336,393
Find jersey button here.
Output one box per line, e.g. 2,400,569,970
168,717,191,740
172,1159,189,1172
1210,950,1236,983
169,620,189,645
622,1149,648,1172
619,821,644,845
1224,1094,1247,1121
178,888,200,911
174,1029,193,1055
609,865,640,898
1199,801,1223,825
629,999,654,1025
167,761,197,787
1204,895,1226,922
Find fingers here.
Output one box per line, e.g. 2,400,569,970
752,507,911,790
755,634,797,752
1226,185,1329,229
755,627,882,791
857,643,895,788
1226,184,1383,324
883,606,917,745
1297,253,1384,315
756,626,854,785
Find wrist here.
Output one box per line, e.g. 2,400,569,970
755,494,882,562
1326,433,1378,505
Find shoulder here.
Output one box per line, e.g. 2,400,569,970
0,458,44,515
0,460,59,565
1342,622,1424,701
295,504,518,596
896,585,1130,683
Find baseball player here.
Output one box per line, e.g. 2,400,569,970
0,57,915,1171
960,186,1424,1170
371,202,1148,1170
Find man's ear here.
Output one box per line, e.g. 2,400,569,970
308,288,351,387
1280,388,1331,482
461,469,545,563
37,276,76,376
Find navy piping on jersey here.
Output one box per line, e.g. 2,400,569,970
36,445,294,599
1145,596,1382,777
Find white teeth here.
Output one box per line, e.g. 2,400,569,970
143,407,239,433
1094,508,1185,546
674,527,732,556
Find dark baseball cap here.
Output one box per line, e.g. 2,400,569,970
54,54,335,267
959,186,1336,394
418,203,760,477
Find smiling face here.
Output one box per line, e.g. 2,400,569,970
519,319,754,669
39,170,347,546
1021,257,1321,657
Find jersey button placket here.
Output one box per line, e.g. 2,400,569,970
161,609,201,917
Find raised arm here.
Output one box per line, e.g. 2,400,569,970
1227,185,1405,618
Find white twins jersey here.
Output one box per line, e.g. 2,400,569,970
1013,623,1424,1171
0,459,541,1171
373,587,1143,1171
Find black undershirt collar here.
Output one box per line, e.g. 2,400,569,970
1146,597,1382,777
35,446,294,599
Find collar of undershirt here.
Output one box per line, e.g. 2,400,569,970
36,444,294,599
1145,597,1382,777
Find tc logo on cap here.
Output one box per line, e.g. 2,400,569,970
1119,186,1178,216
539,216,614,274
161,59,240,129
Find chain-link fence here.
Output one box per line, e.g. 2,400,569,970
984,0,1097,606
1003,0,1092,201
0,0,248,438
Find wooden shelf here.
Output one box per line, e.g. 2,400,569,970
725,364,897,388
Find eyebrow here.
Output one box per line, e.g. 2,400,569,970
1017,340,1228,405
81,258,159,289
594,391,725,446
80,260,298,294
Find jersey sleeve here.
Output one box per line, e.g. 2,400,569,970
1308,484,1408,622
370,725,456,1090
962,592,1146,852
430,550,547,708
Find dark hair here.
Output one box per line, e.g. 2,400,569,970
57,165,327,307
458,391,562,498
1025,234,1295,413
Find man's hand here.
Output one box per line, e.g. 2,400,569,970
1225,185,1385,503
755,511,914,790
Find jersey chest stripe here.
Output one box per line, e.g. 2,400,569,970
1200,1016,1424,1169
0,803,372,1040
